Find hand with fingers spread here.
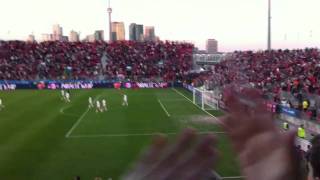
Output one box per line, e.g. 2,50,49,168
123,129,217,180
222,87,302,180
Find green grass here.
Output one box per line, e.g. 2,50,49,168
0,88,240,180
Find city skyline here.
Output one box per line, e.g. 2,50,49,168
0,0,319,51
37,23,157,43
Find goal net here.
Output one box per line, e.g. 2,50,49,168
193,87,219,111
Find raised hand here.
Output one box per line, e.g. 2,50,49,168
222,87,302,180
123,129,217,180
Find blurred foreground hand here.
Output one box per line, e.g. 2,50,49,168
222,87,302,180
123,129,217,180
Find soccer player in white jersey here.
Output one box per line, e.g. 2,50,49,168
102,99,107,111
65,92,71,103
0,98,4,110
122,94,128,106
61,90,65,101
88,97,94,109
96,100,102,113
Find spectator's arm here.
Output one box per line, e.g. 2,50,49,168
222,87,302,180
123,129,217,180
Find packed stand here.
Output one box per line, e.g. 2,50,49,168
203,48,320,121
0,41,193,81
104,41,193,81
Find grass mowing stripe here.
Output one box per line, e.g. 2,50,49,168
65,108,90,138
65,94,101,138
65,95,101,138
0,89,240,179
0,92,61,145
158,99,170,117
171,88,222,125
0,90,35,109
0,91,81,177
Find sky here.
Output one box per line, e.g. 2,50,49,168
0,0,319,52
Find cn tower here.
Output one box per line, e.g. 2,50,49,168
107,0,112,42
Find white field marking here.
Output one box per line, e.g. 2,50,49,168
60,107,79,117
159,98,185,101
65,109,90,138
68,131,226,138
171,88,223,125
59,107,66,114
172,88,239,179
60,105,80,117
65,95,101,138
221,176,246,179
158,99,170,117
60,106,71,114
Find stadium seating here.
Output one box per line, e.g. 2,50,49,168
0,40,193,81
191,49,320,121
2,40,320,119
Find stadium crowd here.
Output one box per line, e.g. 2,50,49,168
214,49,320,97
0,40,193,81
193,49,320,121
1,40,320,119
1,40,320,179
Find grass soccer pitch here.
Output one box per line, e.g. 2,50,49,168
0,88,242,180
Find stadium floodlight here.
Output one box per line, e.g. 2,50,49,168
268,0,272,52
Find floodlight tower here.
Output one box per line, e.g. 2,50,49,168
107,0,113,42
267,0,272,52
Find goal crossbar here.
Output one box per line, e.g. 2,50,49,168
193,87,219,111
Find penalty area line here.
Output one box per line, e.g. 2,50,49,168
221,176,246,179
158,99,170,117
65,108,90,138
171,88,223,125
65,95,101,138
172,88,239,180
60,106,79,117
60,105,71,114
212,171,245,180
67,131,226,138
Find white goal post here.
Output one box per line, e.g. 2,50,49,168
193,87,219,111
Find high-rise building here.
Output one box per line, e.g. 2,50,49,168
129,23,136,41
27,34,35,42
111,32,117,41
52,24,63,41
86,35,95,42
206,39,218,54
135,24,144,41
69,30,80,42
94,30,104,41
144,26,155,41
111,22,125,41
62,36,69,42
42,34,53,41
129,23,144,41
